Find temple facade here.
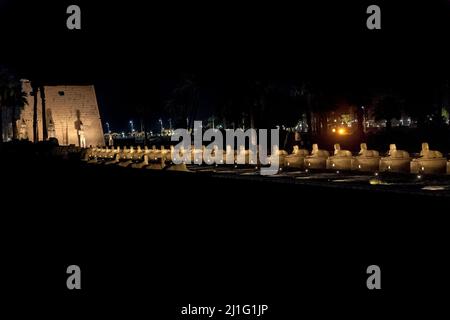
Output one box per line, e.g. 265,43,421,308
13,80,104,146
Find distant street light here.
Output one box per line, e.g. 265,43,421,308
129,120,135,133
159,118,164,134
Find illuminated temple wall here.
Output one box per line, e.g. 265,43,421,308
19,80,104,146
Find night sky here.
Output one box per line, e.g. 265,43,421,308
1,0,449,131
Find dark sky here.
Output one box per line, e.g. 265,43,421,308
1,0,449,131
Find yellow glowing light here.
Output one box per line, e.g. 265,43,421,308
332,128,336,133
338,128,346,135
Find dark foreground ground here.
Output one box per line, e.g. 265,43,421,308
2,155,450,318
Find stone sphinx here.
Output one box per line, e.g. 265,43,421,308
92,147,109,164
146,155,166,170
132,146,144,160
223,145,236,165
130,146,148,168
146,146,170,170
166,145,189,171
236,145,258,165
190,145,205,164
285,145,309,169
200,145,221,165
305,144,330,169
85,147,98,163
105,147,121,165
118,146,134,167
410,143,447,174
267,145,288,168
353,143,380,172
326,144,354,170
379,144,410,173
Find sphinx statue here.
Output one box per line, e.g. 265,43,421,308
83,147,94,162
131,146,144,162
165,147,189,171
379,144,411,173
103,147,120,165
326,144,354,170
118,146,134,167
410,143,447,174
93,147,110,164
86,147,100,164
223,145,235,165
161,146,170,163
353,143,380,171
105,152,120,165
191,145,203,164
285,145,309,169
267,145,288,169
305,144,330,169
129,146,147,168
146,155,166,170
235,145,258,166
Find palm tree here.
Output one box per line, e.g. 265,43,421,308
0,68,8,143
10,83,28,140
165,75,200,129
0,67,27,142
31,81,39,142
374,94,403,130
40,85,47,140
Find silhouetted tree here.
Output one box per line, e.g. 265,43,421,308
165,75,200,129
0,67,27,142
40,85,47,140
374,94,403,130
31,82,39,142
